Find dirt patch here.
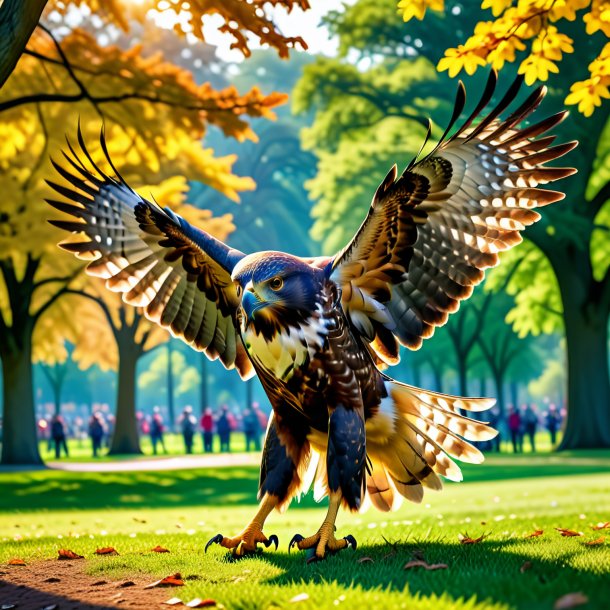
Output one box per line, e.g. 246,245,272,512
0,560,173,609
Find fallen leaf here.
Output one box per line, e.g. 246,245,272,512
554,592,589,609
357,557,374,563
520,561,533,573
95,547,119,555
289,593,310,603
525,530,544,538
592,521,610,530
186,599,218,608
42,605,58,610
58,549,84,560
133,517,148,524
92,580,107,586
151,545,170,553
44,577,61,583
144,573,185,589
404,560,448,571
119,581,136,588
7,558,26,566
163,599,184,606
584,537,605,546
382,551,396,560
458,532,488,544
555,528,583,537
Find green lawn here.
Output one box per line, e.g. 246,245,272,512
2,451,610,609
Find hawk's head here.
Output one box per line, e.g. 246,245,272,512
231,252,327,336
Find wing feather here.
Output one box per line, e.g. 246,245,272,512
331,72,576,355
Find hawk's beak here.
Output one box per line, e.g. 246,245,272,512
242,287,266,323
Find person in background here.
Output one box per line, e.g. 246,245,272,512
523,403,539,452
201,407,214,453
546,403,561,446
217,406,231,452
507,406,522,453
50,414,69,458
243,407,261,452
179,406,197,454
88,412,106,458
150,406,167,455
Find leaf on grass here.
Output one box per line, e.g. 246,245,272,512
289,593,310,603
525,530,544,538
555,528,583,537
404,560,448,571
133,517,148,524
520,561,533,573
458,532,488,544
554,592,589,609
584,537,605,546
163,598,184,606
95,547,119,555
152,545,170,553
58,549,84,560
7,558,26,566
119,581,135,588
144,573,184,589
357,557,374,563
186,599,218,608
592,521,610,530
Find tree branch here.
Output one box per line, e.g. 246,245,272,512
0,0,48,89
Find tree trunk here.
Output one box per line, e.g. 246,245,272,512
492,371,506,417
52,378,61,416
479,377,486,397
200,354,208,416
167,341,175,430
457,356,468,397
108,341,142,455
559,304,610,449
1,342,43,465
510,381,519,409
429,362,444,393
0,0,48,89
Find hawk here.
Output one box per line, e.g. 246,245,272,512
48,72,575,560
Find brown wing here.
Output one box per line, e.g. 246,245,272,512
47,129,253,379
331,71,577,363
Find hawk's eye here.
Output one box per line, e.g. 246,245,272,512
268,276,283,291
235,284,243,297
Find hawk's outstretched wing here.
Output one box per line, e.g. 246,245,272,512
47,130,253,379
331,72,577,365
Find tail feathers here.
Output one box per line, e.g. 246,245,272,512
364,379,497,511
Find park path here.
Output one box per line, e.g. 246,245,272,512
46,452,260,472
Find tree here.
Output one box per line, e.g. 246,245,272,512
393,0,610,448
0,2,305,464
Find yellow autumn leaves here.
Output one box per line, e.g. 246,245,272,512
398,0,609,117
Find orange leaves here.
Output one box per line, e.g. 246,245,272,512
404,559,448,571
7,558,26,566
555,528,583,537
458,532,488,544
151,545,171,553
592,521,610,530
144,573,185,589
554,592,589,609
50,0,309,59
525,530,544,538
57,549,84,560
95,547,119,555
584,537,605,546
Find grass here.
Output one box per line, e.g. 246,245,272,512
1,451,610,609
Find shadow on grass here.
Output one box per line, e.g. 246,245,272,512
2,450,609,512
242,538,610,609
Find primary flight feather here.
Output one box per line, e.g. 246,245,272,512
48,72,576,559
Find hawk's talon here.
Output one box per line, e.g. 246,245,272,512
205,533,224,553
289,533,304,553
264,534,279,550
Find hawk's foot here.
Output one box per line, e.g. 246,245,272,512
288,523,357,561
205,526,278,557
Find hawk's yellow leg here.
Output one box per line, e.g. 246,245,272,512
205,493,279,557
289,492,357,560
